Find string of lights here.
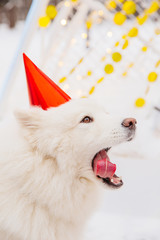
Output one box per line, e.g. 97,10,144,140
37,0,160,110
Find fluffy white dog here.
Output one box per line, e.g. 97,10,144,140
0,98,136,240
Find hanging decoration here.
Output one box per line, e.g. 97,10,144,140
34,0,160,111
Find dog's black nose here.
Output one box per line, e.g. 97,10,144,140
122,118,137,130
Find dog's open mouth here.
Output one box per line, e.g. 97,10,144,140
92,148,123,188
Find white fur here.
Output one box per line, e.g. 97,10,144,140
0,98,134,240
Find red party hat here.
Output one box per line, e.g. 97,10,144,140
23,53,71,110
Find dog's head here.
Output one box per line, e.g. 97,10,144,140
16,98,136,189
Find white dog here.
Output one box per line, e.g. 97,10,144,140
0,98,136,240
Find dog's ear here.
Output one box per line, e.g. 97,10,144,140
15,108,60,157
15,107,43,130
15,108,49,154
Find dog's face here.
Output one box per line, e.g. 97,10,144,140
16,98,136,189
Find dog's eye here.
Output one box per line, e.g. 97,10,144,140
80,116,93,123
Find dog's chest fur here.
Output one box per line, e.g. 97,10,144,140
0,141,100,240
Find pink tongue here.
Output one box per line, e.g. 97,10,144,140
93,154,116,179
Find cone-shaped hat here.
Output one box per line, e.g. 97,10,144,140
23,53,71,110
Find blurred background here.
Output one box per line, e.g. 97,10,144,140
0,0,160,239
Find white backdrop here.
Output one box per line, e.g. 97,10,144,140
0,0,160,238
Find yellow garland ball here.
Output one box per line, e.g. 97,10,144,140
141,46,147,52
38,16,50,27
87,71,92,76
135,98,145,107
104,64,114,74
115,41,119,47
128,27,138,37
122,71,127,76
146,1,159,14
97,77,104,84
107,1,117,10
122,34,127,39
46,5,57,20
89,86,95,95
114,12,126,25
129,63,134,68
86,20,92,29
148,72,158,82
155,60,160,68
137,15,148,25
59,77,67,83
122,0,136,15
112,52,122,62
122,39,129,49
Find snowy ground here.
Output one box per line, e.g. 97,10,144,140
0,16,160,240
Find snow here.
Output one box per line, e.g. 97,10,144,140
85,213,160,240
0,6,160,239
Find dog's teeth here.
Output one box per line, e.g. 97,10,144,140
105,147,110,152
119,176,122,181
110,178,114,183
105,147,111,152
